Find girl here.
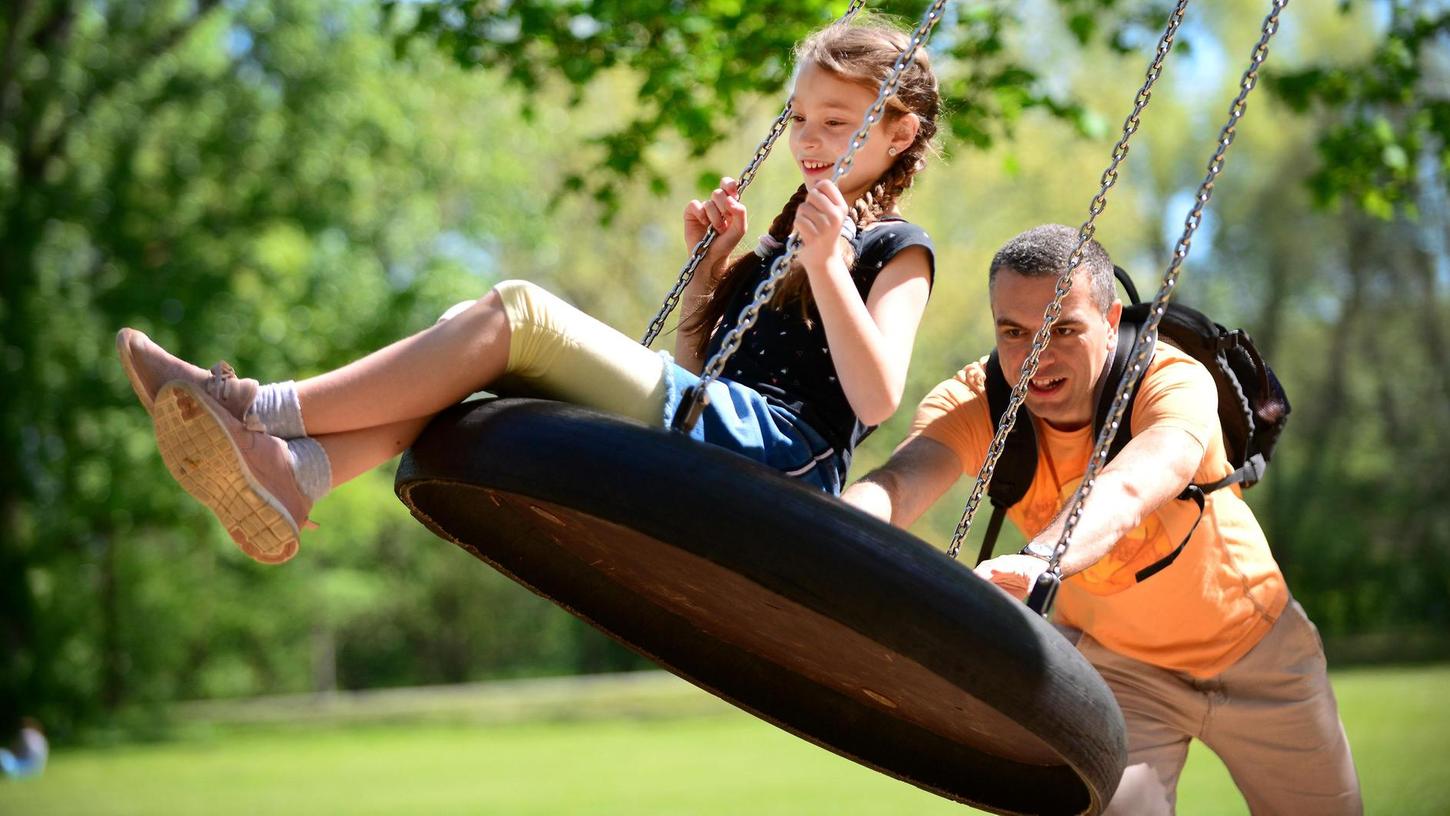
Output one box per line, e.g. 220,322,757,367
118,18,941,564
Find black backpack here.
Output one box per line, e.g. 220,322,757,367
978,267,1291,580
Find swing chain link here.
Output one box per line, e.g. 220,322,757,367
640,105,795,346
641,0,869,348
675,0,950,430
946,0,1192,558
1043,0,1290,577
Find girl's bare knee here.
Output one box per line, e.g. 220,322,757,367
437,285,514,325
436,299,476,324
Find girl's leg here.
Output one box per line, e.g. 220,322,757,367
127,281,666,441
136,280,674,565
298,279,671,490
313,417,433,486
480,280,672,423
295,290,513,436
298,279,674,435
145,386,424,563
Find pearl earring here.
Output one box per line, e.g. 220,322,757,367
888,147,899,156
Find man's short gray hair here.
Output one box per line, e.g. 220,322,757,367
989,224,1116,313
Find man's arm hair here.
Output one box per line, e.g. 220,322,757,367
843,436,963,528
1028,425,1204,577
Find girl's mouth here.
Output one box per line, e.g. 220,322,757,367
800,159,833,176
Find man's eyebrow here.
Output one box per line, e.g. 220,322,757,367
996,315,1088,330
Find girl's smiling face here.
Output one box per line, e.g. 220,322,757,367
789,62,917,203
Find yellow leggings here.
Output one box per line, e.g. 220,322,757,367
441,280,672,425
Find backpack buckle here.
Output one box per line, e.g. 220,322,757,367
1218,329,1246,351
1026,569,1061,617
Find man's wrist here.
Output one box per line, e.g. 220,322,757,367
1020,540,1055,561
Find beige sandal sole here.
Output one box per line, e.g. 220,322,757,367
153,380,299,564
116,329,155,414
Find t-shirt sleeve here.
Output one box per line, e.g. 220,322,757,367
1129,346,1219,453
856,220,936,294
906,361,995,474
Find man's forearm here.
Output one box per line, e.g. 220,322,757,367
841,476,896,524
843,436,964,530
1028,471,1153,576
1026,426,1202,576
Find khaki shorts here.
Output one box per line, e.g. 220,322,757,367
1077,601,1363,815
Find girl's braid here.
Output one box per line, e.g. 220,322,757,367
767,184,811,244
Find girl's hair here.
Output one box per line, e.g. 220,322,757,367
685,17,941,358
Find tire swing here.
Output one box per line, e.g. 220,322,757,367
394,1,1283,812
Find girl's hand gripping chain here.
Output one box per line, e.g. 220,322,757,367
683,177,748,276
794,180,851,274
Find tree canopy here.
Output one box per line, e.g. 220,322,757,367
389,0,1449,221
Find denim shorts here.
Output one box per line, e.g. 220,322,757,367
658,356,844,495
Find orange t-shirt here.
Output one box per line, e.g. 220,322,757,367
909,342,1288,677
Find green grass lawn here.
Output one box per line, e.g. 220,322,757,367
2,664,1445,815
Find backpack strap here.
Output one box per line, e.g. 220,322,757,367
1136,452,1264,579
1098,266,1148,462
1140,450,1261,583
1137,485,1206,581
1095,304,1148,462
979,351,1037,565
977,269,1146,566
1095,300,1214,584
980,265,1194,571
1143,449,1265,580
1193,453,1267,495
1113,265,1141,306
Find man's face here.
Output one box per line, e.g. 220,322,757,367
990,267,1121,431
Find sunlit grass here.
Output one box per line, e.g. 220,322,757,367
2,664,1445,815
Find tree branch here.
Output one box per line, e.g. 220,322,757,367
24,0,223,176
0,0,36,128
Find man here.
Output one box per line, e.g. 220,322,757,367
843,224,1362,814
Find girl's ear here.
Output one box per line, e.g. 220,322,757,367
890,113,920,155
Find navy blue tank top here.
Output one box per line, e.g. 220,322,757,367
704,217,935,469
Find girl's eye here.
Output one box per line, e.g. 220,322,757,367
826,120,847,128
790,114,806,124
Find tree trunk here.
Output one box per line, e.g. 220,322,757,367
1270,214,1371,570
99,531,125,711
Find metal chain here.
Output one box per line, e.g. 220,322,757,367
673,0,951,432
946,0,1192,557
640,106,793,345
1041,0,1290,575
640,0,869,347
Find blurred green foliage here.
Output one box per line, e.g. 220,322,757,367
1269,2,1450,218
0,0,654,739
2,0,1446,743
387,0,1109,207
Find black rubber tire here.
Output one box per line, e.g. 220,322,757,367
396,398,1126,815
